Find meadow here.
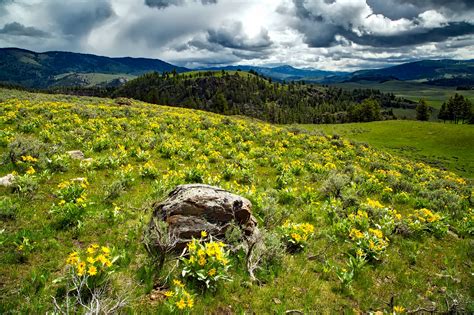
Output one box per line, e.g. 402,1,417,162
302,121,474,180
0,88,472,313
335,81,474,111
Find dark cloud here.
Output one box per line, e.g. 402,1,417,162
0,0,13,16
284,0,474,49
397,0,474,11
207,21,273,50
367,0,422,20
145,0,217,9
345,22,474,47
0,22,49,37
46,0,114,37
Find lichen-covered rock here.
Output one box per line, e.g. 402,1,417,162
148,184,258,248
0,174,15,187
67,150,85,160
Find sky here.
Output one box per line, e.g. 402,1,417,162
0,0,473,71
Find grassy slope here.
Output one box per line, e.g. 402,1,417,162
301,121,474,180
334,81,474,109
0,89,472,313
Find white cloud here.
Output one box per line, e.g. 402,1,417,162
0,0,473,70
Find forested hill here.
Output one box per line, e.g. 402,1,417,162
107,71,414,124
0,48,188,88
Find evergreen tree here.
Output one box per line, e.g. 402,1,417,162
438,102,448,122
416,99,430,121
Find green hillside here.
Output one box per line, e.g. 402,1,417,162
0,89,472,313
301,121,474,180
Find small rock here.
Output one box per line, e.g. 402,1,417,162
273,298,282,305
67,150,85,160
0,174,15,187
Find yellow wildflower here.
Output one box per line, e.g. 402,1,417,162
176,299,186,310
187,298,194,308
26,166,36,175
101,246,110,255
349,228,364,239
393,305,405,313
208,268,216,276
369,228,383,239
164,291,174,297
201,230,207,238
173,279,184,288
88,265,97,276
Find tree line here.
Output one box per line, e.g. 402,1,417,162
79,71,414,124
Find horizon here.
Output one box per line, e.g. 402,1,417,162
0,1,473,71
2,46,473,73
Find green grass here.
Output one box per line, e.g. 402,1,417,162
53,72,137,87
0,88,472,313
300,120,474,180
335,81,474,109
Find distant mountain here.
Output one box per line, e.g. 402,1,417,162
201,65,349,82
0,47,188,88
203,60,474,86
1,47,473,89
347,59,474,85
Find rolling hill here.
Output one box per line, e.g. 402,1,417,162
0,47,188,88
347,59,474,85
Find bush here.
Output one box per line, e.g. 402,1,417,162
0,197,18,220
11,173,39,198
8,135,49,165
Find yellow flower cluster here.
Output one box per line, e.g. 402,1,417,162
66,244,113,277
365,198,384,209
164,279,194,310
415,208,441,223
282,221,315,248
181,233,232,289
21,155,38,163
349,228,364,240
187,238,228,266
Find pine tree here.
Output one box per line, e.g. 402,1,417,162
416,99,430,121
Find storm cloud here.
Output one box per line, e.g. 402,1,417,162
0,22,49,37
0,0,472,70
145,0,217,9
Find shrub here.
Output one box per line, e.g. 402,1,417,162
143,219,178,272
8,135,48,164
11,173,39,198
0,197,18,221
48,153,70,173
246,229,285,281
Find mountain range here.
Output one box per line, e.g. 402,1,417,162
0,47,473,89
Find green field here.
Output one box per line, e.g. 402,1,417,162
0,89,472,313
335,81,474,109
301,120,474,179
